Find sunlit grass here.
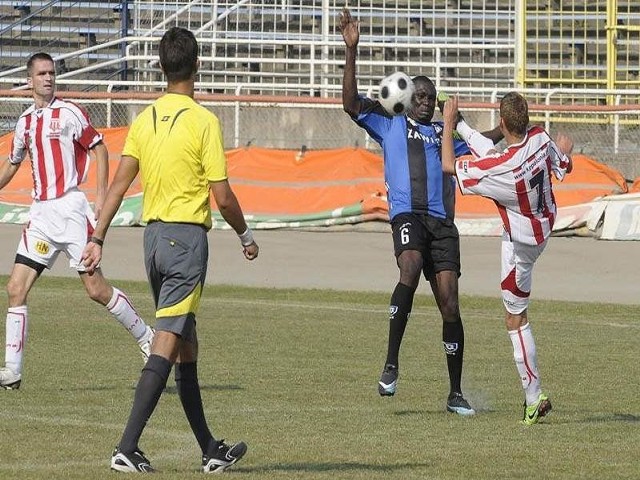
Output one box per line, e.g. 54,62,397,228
0,277,638,479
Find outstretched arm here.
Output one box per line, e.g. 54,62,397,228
441,96,459,175
554,133,574,173
339,8,361,117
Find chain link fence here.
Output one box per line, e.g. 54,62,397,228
1,91,639,179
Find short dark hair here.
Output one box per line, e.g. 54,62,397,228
412,75,434,89
500,92,529,136
159,27,199,82
27,52,54,75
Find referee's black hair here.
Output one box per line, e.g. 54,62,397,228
159,27,199,82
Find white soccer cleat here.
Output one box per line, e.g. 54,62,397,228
0,367,22,390
139,327,155,363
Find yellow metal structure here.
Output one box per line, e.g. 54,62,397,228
519,0,640,104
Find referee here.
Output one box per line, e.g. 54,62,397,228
82,27,258,473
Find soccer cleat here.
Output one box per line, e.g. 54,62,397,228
139,327,155,363
202,439,247,473
378,363,399,397
522,393,552,425
0,367,21,390
110,446,155,473
446,392,476,416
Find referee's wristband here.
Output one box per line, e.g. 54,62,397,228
238,228,254,247
90,236,104,247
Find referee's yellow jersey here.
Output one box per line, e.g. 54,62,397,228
122,93,227,230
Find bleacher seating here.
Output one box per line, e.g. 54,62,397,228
0,1,125,81
0,0,638,99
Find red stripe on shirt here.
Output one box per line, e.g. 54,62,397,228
471,126,546,172
471,147,517,171
77,125,99,150
515,178,544,244
34,114,48,200
496,202,511,237
50,109,65,197
462,178,480,188
75,142,88,184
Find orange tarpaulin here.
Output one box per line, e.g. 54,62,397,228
225,146,386,215
0,127,628,219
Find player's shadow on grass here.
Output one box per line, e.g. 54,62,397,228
163,384,243,394
551,413,640,425
394,409,428,416
585,413,640,423
239,461,431,474
393,408,495,415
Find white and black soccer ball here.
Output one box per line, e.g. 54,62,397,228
378,72,415,116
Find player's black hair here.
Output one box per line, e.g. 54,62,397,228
412,75,434,89
159,27,199,82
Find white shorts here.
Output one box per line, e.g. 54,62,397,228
500,233,547,314
16,189,96,272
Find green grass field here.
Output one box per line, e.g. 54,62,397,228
0,276,639,479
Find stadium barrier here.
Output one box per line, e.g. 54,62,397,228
0,89,639,239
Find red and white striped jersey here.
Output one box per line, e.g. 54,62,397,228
9,96,102,201
455,125,571,246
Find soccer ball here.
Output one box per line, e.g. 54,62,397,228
378,72,415,116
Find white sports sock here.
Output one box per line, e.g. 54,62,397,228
106,287,148,343
508,323,542,405
5,306,28,375
456,120,496,158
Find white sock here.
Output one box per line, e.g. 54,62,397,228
5,306,28,375
106,287,149,343
508,323,542,405
456,120,496,158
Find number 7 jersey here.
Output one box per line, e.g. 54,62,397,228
454,125,571,246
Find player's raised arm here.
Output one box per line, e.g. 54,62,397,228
339,8,361,117
441,96,459,175
554,132,574,174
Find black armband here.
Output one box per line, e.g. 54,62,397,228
90,236,104,247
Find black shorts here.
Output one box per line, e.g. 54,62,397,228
391,212,461,277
